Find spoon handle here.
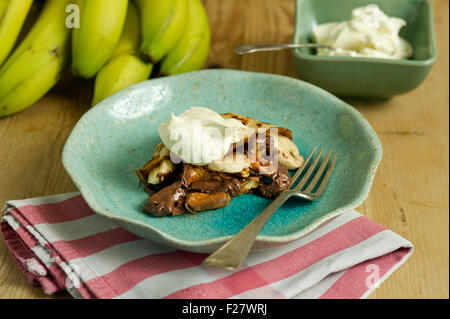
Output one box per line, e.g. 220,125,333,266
234,43,332,54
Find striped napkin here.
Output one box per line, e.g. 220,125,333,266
1,192,413,299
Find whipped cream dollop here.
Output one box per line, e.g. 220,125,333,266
158,107,249,166
313,5,413,59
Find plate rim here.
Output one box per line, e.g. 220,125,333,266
62,69,383,249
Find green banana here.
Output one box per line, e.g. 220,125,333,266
13,1,44,49
72,0,128,78
0,0,34,67
0,0,71,118
110,1,141,59
92,1,153,106
93,55,153,106
160,0,210,75
0,0,8,18
137,0,188,63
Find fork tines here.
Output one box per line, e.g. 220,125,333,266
289,147,337,198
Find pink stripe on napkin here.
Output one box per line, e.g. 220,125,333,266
1,193,413,299
50,228,142,260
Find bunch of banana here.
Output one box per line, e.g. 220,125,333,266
0,0,34,67
0,0,211,118
92,0,211,104
0,0,71,118
72,0,128,78
92,1,153,106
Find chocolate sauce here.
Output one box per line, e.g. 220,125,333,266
189,177,242,198
257,163,291,198
143,181,186,217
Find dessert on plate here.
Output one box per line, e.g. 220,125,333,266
136,107,304,217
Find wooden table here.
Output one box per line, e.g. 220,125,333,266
0,0,448,299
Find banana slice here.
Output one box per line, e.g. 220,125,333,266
153,142,171,158
221,113,303,170
221,113,292,140
276,135,304,169
135,143,177,185
147,143,176,184
240,177,260,194
147,159,176,185
208,153,250,173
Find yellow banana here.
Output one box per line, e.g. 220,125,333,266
13,1,44,49
0,0,71,118
92,1,152,106
137,0,188,63
110,1,140,59
93,55,152,106
0,0,34,67
0,0,8,18
160,0,210,75
72,0,128,78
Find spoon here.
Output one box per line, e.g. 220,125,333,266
234,43,333,55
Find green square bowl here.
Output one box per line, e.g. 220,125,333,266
293,0,437,99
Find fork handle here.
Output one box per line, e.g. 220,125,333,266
202,191,291,270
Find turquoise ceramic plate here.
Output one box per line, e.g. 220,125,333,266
62,70,382,253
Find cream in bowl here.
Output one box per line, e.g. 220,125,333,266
313,4,413,59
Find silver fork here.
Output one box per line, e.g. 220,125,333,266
202,147,337,270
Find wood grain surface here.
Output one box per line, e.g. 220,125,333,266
0,0,448,299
